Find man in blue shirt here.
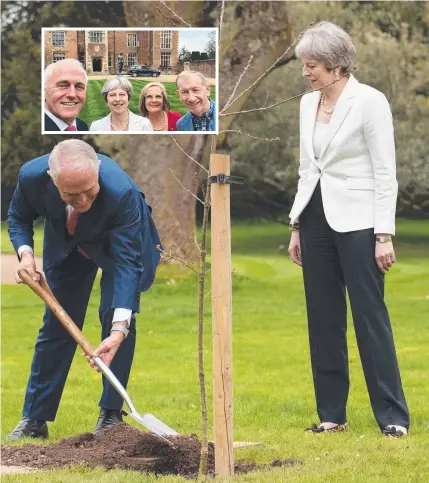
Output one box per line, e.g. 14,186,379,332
176,71,216,132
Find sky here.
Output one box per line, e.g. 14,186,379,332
178,29,216,54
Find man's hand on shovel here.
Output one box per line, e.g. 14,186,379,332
84,322,127,371
15,251,40,284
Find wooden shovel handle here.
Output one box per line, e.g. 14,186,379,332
18,269,95,357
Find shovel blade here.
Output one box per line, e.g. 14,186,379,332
129,411,179,437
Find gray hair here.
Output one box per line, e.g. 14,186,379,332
176,70,208,89
295,21,356,73
48,139,99,182
101,77,133,101
45,59,87,88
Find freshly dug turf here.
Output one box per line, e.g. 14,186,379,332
1,423,299,478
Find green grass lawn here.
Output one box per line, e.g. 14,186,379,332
1,220,429,482
79,79,217,127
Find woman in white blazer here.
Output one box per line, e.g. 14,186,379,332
89,77,152,132
288,22,409,437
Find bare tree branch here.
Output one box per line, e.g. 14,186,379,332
218,0,225,37
262,91,270,108
272,52,297,69
194,235,202,254
169,168,205,205
157,245,200,275
171,137,209,174
220,74,349,118
159,1,193,27
219,129,280,142
156,6,178,26
222,55,254,112
220,23,314,114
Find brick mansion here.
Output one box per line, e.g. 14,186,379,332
44,30,180,75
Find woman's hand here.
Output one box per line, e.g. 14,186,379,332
375,240,396,273
288,230,302,266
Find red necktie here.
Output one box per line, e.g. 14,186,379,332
67,209,79,236
66,209,89,258
65,125,77,131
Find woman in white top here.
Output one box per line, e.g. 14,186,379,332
288,21,409,437
90,77,152,132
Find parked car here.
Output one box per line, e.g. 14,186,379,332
127,65,161,77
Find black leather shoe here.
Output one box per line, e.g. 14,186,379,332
93,408,123,434
305,422,349,433
382,425,407,437
6,417,49,440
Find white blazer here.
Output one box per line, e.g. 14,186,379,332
89,110,153,132
289,75,398,235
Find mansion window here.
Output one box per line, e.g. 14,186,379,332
127,53,137,66
88,31,105,43
160,52,171,67
127,34,138,47
108,56,112,69
52,31,65,47
160,31,172,49
52,52,65,63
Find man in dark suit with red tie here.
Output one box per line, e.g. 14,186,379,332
7,139,161,439
44,58,89,132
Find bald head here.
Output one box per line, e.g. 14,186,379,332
48,140,100,212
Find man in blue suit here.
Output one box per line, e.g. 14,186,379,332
44,59,89,132
7,139,161,439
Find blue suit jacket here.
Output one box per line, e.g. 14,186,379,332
44,113,89,131
8,154,161,313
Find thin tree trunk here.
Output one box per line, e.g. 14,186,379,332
197,177,211,477
198,135,218,476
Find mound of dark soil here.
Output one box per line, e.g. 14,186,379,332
1,423,299,478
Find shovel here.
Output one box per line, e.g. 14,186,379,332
18,268,179,439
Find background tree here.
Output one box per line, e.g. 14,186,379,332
1,0,126,214
2,1,428,228
228,1,429,218
205,29,216,59
93,1,293,261
178,46,192,63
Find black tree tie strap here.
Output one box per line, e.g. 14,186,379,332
208,174,246,185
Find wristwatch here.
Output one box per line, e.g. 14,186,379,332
376,236,392,243
111,323,129,339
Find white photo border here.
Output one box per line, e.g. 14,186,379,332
41,27,219,135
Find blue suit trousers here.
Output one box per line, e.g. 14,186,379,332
23,249,136,421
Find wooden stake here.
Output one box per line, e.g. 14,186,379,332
210,153,234,477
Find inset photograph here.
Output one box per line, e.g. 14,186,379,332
42,28,218,134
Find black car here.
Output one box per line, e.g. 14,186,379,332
127,65,161,77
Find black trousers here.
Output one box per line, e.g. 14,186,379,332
299,182,409,429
